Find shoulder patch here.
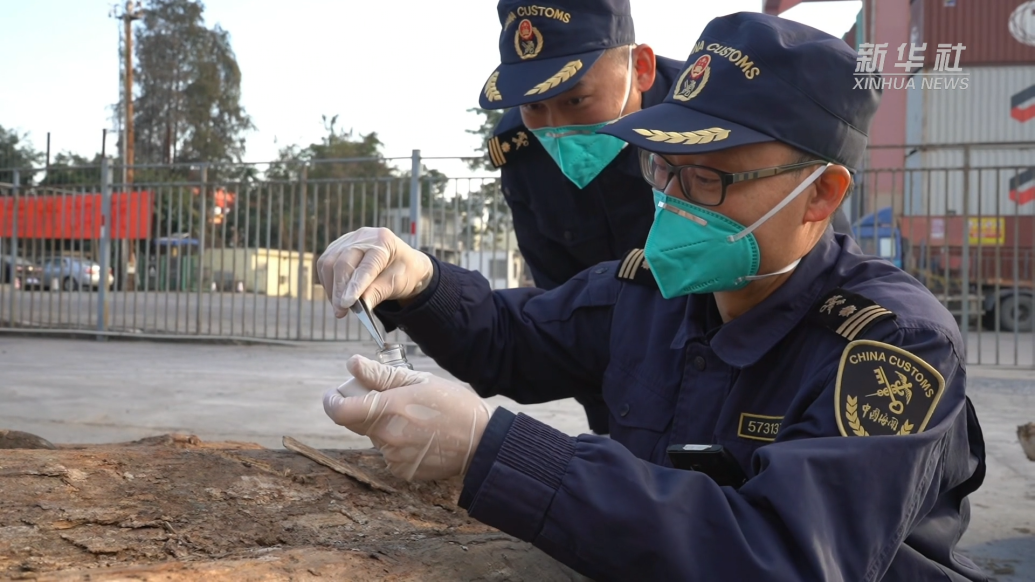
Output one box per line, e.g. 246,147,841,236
809,288,896,341
834,340,946,437
486,127,533,169
615,248,657,287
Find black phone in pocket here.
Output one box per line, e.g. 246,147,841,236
666,444,748,489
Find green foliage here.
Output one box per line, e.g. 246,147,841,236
229,115,453,254
460,109,512,245
267,115,393,183
38,152,105,187
465,107,506,172
0,125,43,185
134,0,253,167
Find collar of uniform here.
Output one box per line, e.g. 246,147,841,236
669,228,841,367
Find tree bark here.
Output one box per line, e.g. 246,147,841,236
1020,422,1035,462
0,433,582,581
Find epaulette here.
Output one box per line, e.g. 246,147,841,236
614,248,657,287
809,288,896,341
487,125,533,169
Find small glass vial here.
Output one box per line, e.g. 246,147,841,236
376,342,413,369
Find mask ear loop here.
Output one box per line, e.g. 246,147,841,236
616,46,634,119
728,162,831,243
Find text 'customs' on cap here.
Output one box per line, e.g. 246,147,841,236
600,12,882,172
479,0,636,110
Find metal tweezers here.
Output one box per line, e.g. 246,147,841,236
350,298,386,349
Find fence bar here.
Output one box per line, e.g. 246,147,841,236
197,165,208,335
297,166,308,341
410,149,421,249
960,147,971,350
8,170,20,327
97,159,112,338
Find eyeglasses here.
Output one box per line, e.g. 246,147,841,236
638,149,826,207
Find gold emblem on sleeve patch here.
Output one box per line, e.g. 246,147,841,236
835,340,946,437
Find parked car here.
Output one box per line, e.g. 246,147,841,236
1,254,42,288
38,257,114,291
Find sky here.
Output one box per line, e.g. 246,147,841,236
0,0,862,179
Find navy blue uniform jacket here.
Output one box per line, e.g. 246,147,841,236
377,229,988,581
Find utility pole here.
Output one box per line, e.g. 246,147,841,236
110,1,142,293
121,1,142,185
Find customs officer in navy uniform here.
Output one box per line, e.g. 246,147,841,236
478,0,683,435
478,0,852,435
318,12,986,581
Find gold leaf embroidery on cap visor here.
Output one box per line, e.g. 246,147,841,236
525,60,583,95
632,127,731,145
483,71,502,102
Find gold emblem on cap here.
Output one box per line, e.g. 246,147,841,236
673,55,712,102
632,127,730,145
515,18,544,60
525,59,582,96
504,11,517,29
483,71,502,102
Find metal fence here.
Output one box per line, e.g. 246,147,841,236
853,144,1034,368
1,151,1033,368
0,153,520,344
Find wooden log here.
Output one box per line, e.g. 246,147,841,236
1020,422,1035,462
0,433,582,581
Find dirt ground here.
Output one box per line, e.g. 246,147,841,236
0,434,580,581
1,335,1034,580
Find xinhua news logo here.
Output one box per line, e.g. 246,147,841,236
854,43,969,90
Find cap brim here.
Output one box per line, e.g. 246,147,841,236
599,102,775,155
478,49,606,109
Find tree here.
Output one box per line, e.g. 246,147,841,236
240,116,450,254
39,152,104,187
461,108,512,250
465,107,506,172
133,0,253,167
0,125,43,186
267,115,395,183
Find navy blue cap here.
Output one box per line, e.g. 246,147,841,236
478,0,635,110
600,12,881,171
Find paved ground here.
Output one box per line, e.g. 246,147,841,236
1,335,1033,580
2,284,1032,366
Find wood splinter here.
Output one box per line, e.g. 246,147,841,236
282,436,397,494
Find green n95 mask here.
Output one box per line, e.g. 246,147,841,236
643,163,830,298
529,48,634,189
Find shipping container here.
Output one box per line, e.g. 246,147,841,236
911,0,1035,67
902,63,1035,216
902,148,1035,215
905,65,1035,144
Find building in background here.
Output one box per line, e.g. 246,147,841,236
768,0,1035,220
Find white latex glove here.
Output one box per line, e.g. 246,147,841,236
323,355,494,482
317,226,434,318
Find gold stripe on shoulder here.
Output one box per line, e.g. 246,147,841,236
487,137,506,168
618,248,644,280
844,308,892,341
837,304,892,341
811,288,897,342
836,305,882,336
